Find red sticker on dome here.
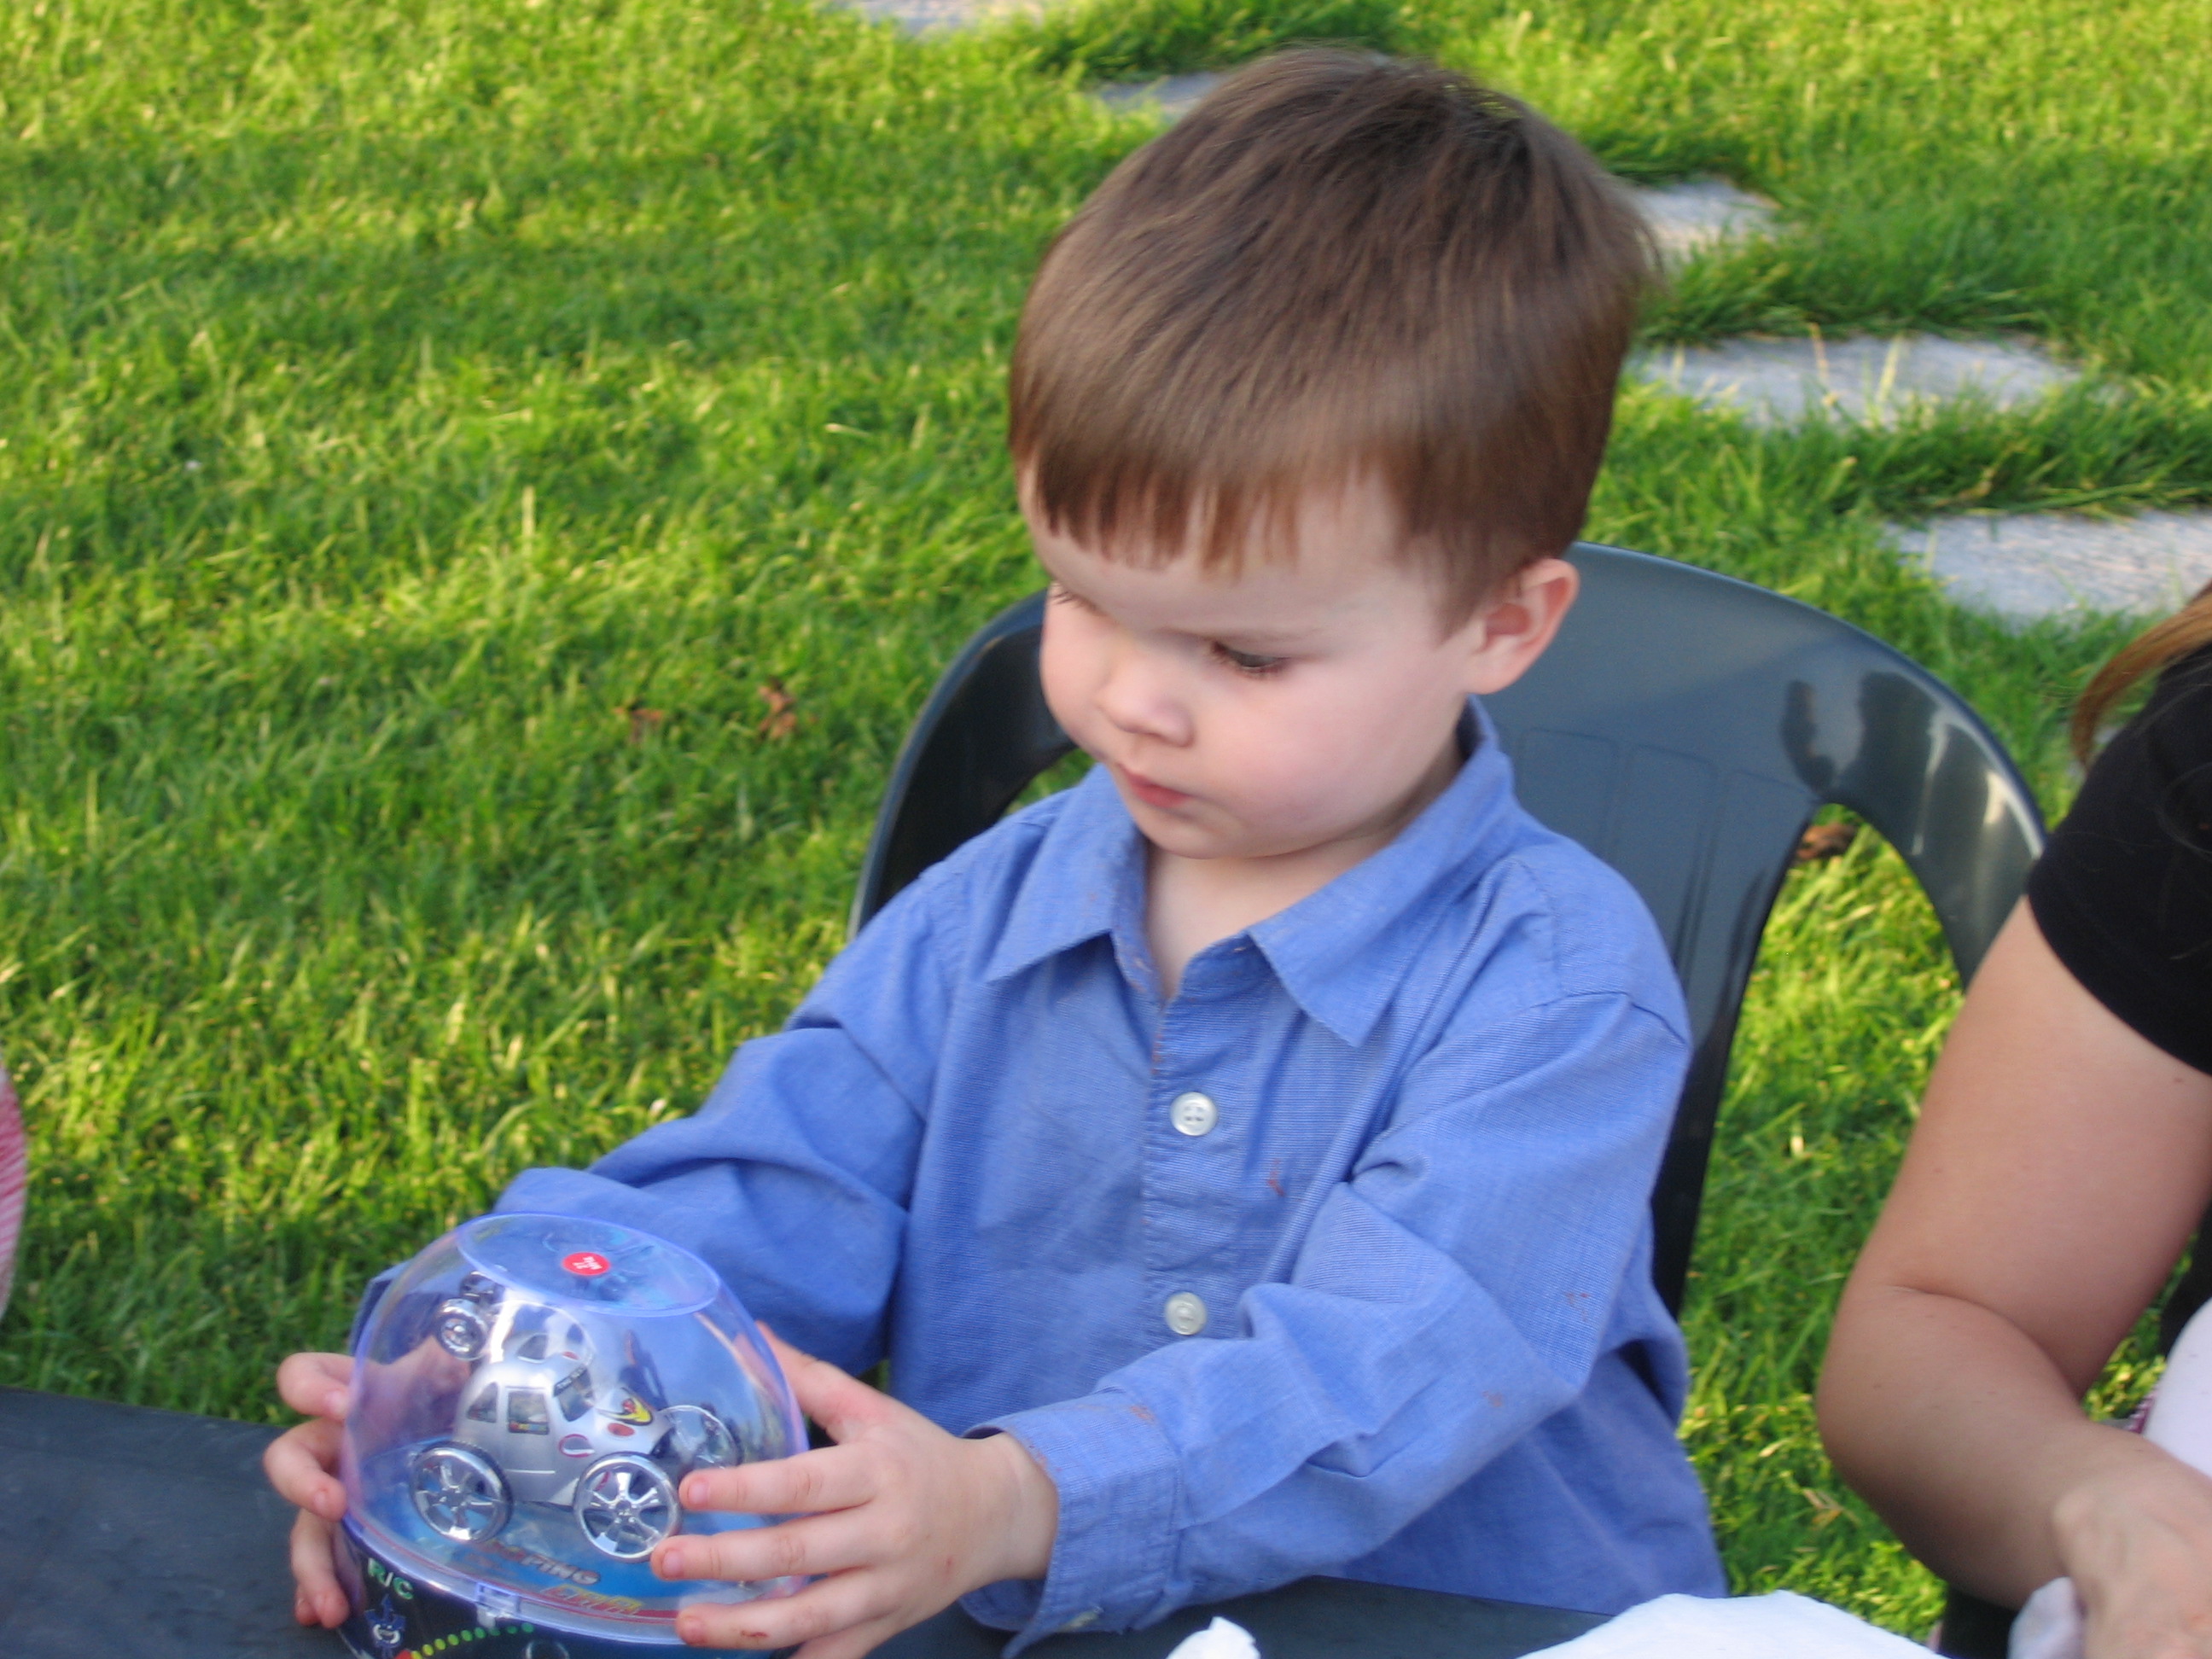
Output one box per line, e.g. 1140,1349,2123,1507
562,1250,611,1277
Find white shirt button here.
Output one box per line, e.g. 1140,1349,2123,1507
1169,1091,1219,1137
1061,1609,1102,1631
1164,1292,1208,1336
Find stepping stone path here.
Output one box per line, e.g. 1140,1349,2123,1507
1092,73,1224,120
1636,334,2081,428
1630,176,1776,263
835,2,2210,624
845,0,1031,28
1889,512,2212,623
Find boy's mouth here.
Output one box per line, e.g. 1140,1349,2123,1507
1118,765,1193,810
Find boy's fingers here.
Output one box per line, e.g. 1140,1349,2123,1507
264,1418,348,1518
673,1571,899,1652
276,1351,353,1419
760,1330,895,1443
678,1444,874,1517
655,1506,876,1586
288,1508,350,1628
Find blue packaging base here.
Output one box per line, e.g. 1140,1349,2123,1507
336,1522,781,1659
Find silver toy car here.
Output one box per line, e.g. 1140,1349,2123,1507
409,1285,739,1561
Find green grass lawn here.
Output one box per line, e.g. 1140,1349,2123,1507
3,0,2209,1636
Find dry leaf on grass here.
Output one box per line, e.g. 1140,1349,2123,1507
758,678,799,741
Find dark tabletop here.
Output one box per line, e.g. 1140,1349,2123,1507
0,1387,1603,1659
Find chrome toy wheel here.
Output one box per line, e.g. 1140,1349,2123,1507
662,1404,739,1471
410,1441,512,1544
434,1301,489,1359
573,1452,678,1560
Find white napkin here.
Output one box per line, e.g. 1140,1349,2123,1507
2008,1578,2081,1659
1165,1616,1261,1659
1525,1592,1926,1657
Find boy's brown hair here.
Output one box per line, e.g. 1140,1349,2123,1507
1010,50,1653,623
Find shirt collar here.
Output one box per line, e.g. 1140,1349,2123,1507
982,764,1146,985
984,701,1522,1045
1247,701,1519,1044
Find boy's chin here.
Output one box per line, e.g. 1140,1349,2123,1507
1125,798,1304,864
1121,795,1239,859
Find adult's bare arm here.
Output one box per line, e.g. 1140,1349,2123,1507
1819,900,2212,1629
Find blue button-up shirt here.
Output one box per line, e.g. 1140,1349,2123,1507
501,704,1723,1644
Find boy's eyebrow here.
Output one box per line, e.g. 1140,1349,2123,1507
1185,620,1321,649
1045,565,1329,649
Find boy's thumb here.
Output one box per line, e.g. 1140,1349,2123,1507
758,1324,888,1442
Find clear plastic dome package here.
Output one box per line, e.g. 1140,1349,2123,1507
338,1213,806,1653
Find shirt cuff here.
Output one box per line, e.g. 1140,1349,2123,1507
959,1396,1183,1652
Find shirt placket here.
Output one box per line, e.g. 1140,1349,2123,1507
1142,941,1264,1342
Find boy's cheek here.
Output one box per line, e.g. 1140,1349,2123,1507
1202,718,1324,801
1040,673,1135,773
1036,638,1097,742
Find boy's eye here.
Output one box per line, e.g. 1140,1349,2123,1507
1209,642,1288,677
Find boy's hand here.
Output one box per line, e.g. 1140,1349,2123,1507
265,1339,468,1628
263,1351,355,1630
651,1330,1060,1658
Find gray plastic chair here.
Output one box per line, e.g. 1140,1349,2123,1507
855,541,2047,1318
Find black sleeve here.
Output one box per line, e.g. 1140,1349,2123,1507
2027,647,2212,1078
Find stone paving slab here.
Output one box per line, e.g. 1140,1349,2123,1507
1637,334,2081,427
845,0,1033,31
1633,177,1774,262
1093,71,1225,119
1888,510,2212,622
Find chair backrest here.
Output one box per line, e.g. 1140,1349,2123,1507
0,1056,21,1326
853,543,2047,1312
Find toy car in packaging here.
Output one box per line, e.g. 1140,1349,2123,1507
337,1213,807,1656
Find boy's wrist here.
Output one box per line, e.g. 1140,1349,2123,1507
972,1429,1059,1586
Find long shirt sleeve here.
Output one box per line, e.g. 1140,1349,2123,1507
500,863,958,1373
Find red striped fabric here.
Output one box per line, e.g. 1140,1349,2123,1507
0,1059,22,1322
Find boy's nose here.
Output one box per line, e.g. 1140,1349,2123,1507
1094,645,1194,747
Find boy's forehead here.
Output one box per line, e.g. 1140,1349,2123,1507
1029,484,1435,637
1023,470,1405,566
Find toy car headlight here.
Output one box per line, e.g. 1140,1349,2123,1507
338,1213,807,1650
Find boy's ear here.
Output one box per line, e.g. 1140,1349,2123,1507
1458,557,1580,696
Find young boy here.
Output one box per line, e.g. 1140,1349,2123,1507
269,49,1724,1656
